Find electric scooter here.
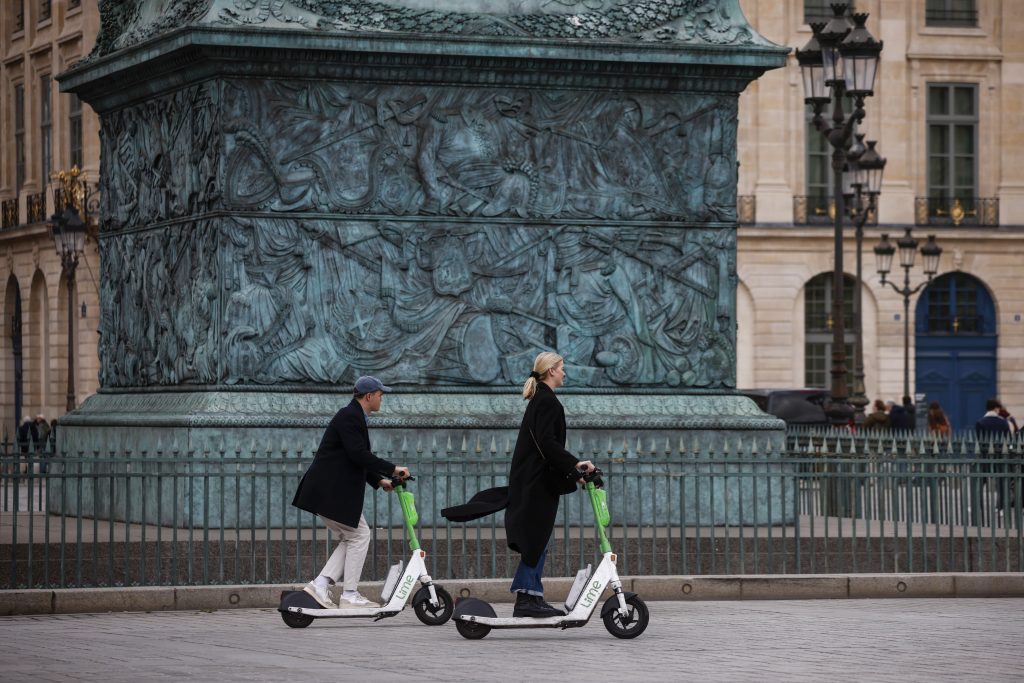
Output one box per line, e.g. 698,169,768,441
452,468,649,640
278,475,454,628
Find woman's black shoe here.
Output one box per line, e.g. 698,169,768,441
513,594,566,618
535,598,567,616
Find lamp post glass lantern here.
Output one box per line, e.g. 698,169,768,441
874,229,942,403
797,3,883,425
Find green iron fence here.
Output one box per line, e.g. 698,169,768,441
2,432,1021,590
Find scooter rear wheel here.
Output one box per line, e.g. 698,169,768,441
602,595,649,639
455,619,491,640
414,586,454,625
280,611,314,629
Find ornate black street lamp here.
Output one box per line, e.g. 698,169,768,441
844,138,886,424
873,230,942,402
797,4,883,426
48,169,89,412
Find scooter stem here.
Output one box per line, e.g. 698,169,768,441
586,481,612,555
397,485,421,551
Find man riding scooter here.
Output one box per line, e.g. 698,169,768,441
292,376,410,608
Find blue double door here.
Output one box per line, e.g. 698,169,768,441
914,273,997,432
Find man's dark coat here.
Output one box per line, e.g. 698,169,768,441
292,399,396,528
505,383,580,567
976,414,1011,438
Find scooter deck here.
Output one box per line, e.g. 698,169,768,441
285,605,402,618
456,615,589,629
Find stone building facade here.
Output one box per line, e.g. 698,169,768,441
0,0,101,438
736,0,1022,429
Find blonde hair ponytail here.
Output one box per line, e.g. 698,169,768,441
522,351,564,400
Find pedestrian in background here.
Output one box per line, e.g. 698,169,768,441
16,416,38,474
927,401,951,437
863,399,890,431
34,415,50,449
292,376,410,609
976,398,1012,515
890,396,916,432
34,415,51,473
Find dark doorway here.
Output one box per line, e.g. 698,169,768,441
915,272,996,431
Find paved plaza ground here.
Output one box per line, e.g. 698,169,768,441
1,598,1021,682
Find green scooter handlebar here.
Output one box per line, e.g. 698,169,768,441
579,467,612,553
582,468,610,529
386,475,421,550
397,487,418,527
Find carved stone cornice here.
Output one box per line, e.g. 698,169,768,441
86,0,784,62
63,27,784,112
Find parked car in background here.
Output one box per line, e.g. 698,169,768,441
739,388,831,427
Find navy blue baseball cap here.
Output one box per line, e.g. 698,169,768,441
354,376,392,394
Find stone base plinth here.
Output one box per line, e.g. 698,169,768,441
53,391,787,527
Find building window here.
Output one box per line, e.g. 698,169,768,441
40,74,52,189
925,0,977,27
804,273,855,389
69,94,83,170
804,1,854,25
806,104,830,212
39,1,52,23
15,83,26,193
804,100,847,221
927,84,977,206
69,0,81,9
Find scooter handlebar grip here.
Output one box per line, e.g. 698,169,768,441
580,468,604,487
389,474,415,488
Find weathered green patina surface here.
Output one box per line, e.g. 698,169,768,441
57,0,789,524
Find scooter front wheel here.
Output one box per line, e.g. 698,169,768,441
602,595,649,639
414,586,454,625
455,618,491,640
280,611,314,629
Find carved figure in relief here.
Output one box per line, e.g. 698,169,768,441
208,217,733,389
217,81,735,223
98,80,738,390
100,222,219,387
101,83,221,232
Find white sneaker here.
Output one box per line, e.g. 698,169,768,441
339,591,379,608
303,582,337,609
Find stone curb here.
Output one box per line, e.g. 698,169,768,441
2,573,1023,616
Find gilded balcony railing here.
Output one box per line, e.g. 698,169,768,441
26,192,46,224
915,197,999,228
1,198,18,230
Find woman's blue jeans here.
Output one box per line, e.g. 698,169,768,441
510,546,548,597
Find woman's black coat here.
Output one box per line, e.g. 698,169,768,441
505,383,580,567
292,399,395,528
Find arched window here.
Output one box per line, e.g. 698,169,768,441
804,273,856,389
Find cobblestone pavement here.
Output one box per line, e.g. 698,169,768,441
1,599,1022,682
